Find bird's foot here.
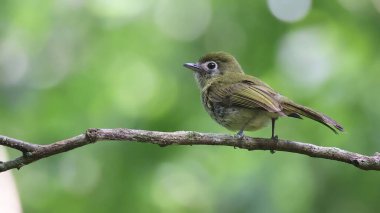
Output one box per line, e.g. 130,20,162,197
233,130,245,149
270,135,278,154
235,130,245,139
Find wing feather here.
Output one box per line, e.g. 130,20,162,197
207,81,283,113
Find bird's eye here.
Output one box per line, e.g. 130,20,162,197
206,61,217,70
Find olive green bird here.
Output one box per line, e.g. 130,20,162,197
184,52,344,139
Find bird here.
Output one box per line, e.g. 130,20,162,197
183,52,344,140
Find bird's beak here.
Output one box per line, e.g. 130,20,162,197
183,62,202,72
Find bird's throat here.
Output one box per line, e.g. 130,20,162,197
194,72,209,90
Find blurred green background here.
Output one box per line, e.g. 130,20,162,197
1,0,380,212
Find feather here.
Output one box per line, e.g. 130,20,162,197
282,100,344,134
206,78,285,115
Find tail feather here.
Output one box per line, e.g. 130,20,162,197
282,101,344,134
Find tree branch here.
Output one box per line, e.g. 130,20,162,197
0,128,379,172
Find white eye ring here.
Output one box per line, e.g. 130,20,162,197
205,61,218,70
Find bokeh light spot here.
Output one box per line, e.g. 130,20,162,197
154,0,211,41
28,30,74,89
58,154,101,195
0,35,29,86
89,0,152,22
338,0,371,13
373,0,380,13
151,162,211,211
277,27,335,88
204,19,247,53
109,58,158,118
268,0,312,22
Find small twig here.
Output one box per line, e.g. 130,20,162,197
0,128,379,172
0,136,41,153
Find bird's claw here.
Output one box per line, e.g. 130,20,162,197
233,130,246,149
271,135,278,141
270,135,278,154
235,130,245,139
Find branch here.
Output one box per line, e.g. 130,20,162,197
0,128,379,172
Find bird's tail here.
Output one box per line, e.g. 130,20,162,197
282,101,344,134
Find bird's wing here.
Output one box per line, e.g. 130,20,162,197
207,80,283,113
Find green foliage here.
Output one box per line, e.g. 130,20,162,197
1,0,380,212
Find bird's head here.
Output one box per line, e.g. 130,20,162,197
184,52,244,88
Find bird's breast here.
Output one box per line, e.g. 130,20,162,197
201,93,275,131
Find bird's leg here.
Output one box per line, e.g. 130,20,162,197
236,129,245,139
234,115,257,148
234,115,261,147
235,118,252,139
271,118,278,140
270,118,278,154
233,129,246,149
234,119,251,148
